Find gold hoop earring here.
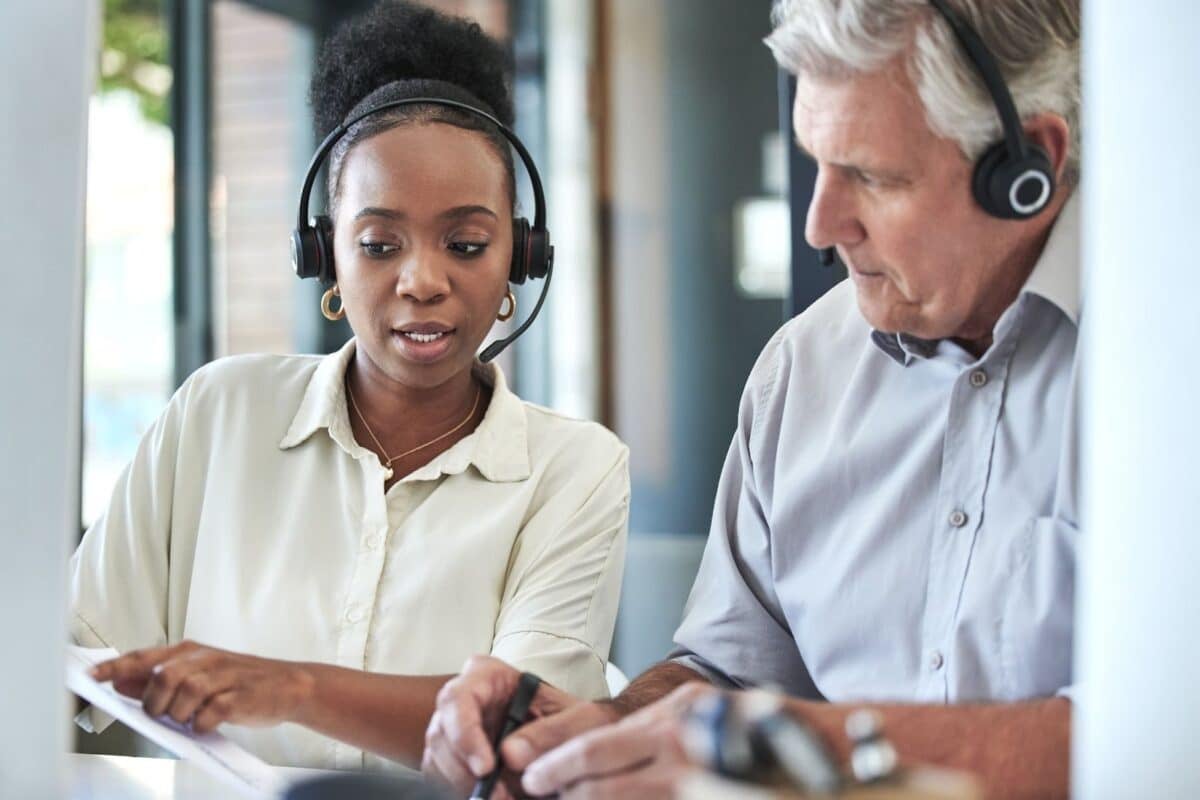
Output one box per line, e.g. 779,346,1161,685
497,290,517,322
321,285,346,321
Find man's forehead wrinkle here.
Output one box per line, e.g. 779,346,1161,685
796,105,882,165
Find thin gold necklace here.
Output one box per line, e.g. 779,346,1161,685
345,379,482,481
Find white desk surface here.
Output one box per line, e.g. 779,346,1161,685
69,753,326,799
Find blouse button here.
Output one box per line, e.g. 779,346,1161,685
346,606,366,624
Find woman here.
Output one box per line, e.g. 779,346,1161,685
72,1,628,771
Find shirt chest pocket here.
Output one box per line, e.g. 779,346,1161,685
1000,515,1078,699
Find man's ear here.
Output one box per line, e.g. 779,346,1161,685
1023,112,1072,184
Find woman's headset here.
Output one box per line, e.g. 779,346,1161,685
290,93,554,363
820,0,1057,266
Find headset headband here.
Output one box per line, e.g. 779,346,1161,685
293,91,554,363
297,96,547,232
926,0,1027,161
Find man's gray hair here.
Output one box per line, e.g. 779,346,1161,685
766,0,1081,185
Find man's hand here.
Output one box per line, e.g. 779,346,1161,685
90,640,315,734
421,655,620,797
520,682,721,799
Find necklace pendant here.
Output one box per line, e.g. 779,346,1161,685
383,466,394,480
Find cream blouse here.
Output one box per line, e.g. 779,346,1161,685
69,339,630,769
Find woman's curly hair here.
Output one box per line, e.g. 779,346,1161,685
308,1,517,215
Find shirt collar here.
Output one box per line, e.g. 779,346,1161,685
871,190,1081,366
870,330,939,367
1020,189,1081,326
279,338,531,483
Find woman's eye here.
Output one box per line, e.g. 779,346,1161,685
449,241,488,257
359,241,399,257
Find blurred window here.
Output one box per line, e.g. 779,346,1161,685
83,0,174,527
210,1,314,357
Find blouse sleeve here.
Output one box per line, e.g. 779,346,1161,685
69,378,204,733
69,378,191,667
490,441,630,700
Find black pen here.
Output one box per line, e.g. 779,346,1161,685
470,671,543,800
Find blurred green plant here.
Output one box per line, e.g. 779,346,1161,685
99,0,171,126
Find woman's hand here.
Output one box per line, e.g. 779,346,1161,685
90,640,316,734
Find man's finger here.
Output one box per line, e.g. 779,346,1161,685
502,701,620,772
520,716,671,796
560,763,692,800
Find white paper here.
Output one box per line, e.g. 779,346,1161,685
66,645,287,798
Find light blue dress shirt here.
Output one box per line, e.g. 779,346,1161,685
672,197,1080,703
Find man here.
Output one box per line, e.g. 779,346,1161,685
423,0,1081,796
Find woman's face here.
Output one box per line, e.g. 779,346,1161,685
332,122,513,390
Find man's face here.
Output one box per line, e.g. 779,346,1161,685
794,59,1041,342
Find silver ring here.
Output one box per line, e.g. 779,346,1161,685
1010,169,1052,215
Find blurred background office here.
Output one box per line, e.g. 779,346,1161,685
83,0,841,732
6,0,1191,793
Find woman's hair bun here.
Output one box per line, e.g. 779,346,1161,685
309,1,514,137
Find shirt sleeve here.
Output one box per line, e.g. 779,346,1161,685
70,379,190,660
69,379,197,733
669,339,818,697
490,443,630,701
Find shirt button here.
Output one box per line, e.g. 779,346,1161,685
364,533,384,549
345,606,366,624
968,369,988,388
948,509,969,528
929,650,945,671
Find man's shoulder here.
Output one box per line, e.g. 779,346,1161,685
746,279,871,398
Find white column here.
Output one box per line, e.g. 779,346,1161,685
545,0,602,420
0,1,96,797
1077,2,1200,796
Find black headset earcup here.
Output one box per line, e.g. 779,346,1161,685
291,226,321,280
525,228,553,281
972,141,1055,220
510,218,531,284
509,218,553,284
290,216,335,282
313,215,335,283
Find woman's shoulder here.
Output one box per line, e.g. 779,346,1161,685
519,401,628,471
175,352,324,413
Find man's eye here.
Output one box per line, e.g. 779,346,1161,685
449,241,488,257
360,241,399,257
853,168,879,187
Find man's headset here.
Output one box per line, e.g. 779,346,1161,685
290,93,554,363
819,0,1056,267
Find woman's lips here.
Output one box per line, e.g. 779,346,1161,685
391,328,456,363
